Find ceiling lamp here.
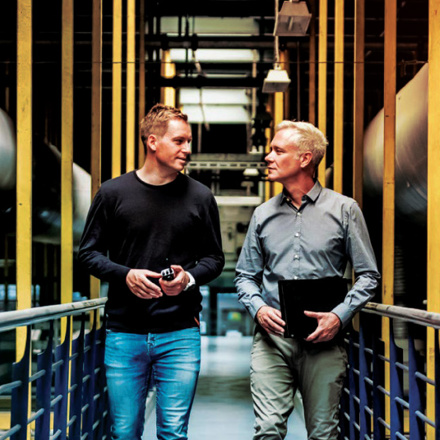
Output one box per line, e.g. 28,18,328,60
262,0,291,93
262,67,291,93
274,0,312,37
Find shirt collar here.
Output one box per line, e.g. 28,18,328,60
280,180,323,205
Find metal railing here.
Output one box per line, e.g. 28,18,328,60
0,298,110,440
340,302,440,440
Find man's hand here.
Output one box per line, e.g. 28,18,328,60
304,311,341,343
256,306,285,337
159,265,189,296
126,269,163,299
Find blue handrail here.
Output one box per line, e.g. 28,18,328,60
0,298,109,440
340,302,440,440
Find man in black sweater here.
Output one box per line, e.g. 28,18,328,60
78,104,224,440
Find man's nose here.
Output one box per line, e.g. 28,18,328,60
265,152,273,162
182,141,191,154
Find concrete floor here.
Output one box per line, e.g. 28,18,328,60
142,334,307,440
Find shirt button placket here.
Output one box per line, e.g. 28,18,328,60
293,210,302,275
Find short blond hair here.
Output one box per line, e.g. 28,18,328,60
275,120,328,168
139,104,188,153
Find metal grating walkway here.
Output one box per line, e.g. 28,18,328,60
143,335,307,440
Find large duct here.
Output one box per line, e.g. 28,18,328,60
0,109,91,248
363,64,428,225
0,109,16,191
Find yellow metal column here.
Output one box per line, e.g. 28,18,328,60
16,0,33,360
138,0,146,168
126,0,136,172
90,0,102,305
426,1,440,437
383,0,397,428
333,0,344,194
317,0,327,186
272,81,284,196
353,0,365,208
112,0,122,178
382,1,396,308
308,0,316,125
61,0,74,312
161,50,176,106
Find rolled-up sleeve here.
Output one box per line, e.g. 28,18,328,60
234,211,267,320
332,202,381,327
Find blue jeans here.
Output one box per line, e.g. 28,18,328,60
104,327,201,440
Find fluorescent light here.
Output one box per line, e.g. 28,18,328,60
182,105,251,123
179,89,251,105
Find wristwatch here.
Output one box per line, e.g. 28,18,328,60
183,271,196,291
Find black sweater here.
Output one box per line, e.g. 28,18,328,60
78,171,224,333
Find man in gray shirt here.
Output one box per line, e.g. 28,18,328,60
235,120,380,440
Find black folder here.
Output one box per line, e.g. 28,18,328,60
278,277,348,339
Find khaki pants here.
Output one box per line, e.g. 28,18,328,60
250,330,347,440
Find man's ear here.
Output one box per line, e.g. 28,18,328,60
147,134,158,152
300,151,313,168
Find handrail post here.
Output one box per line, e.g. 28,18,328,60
35,322,55,439
69,316,86,440
372,315,385,440
389,323,403,440
408,325,424,440
10,326,31,440
358,316,370,440
53,316,72,439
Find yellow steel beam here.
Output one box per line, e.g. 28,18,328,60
353,0,365,208
138,0,146,168
308,0,316,125
91,0,102,198
90,0,102,309
383,0,397,430
61,0,74,317
317,0,327,186
333,0,344,194
16,0,33,361
382,0,396,307
427,1,440,437
16,2,33,436
161,50,176,106
126,0,136,172
112,0,122,178
272,80,284,197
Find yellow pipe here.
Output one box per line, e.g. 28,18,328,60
126,0,136,172
138,0,146,168
61,0,74,340
353,0,365,208
383,0,397,430
112,0,122,178
161,50,176,106
317,0,327,186
272,87,284,197
90,0,102,312
308,0,316,125
333,0,344,194
382,0,396,308
16,0,33,363
426,1,440,437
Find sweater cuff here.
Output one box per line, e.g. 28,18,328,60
113,265,131,285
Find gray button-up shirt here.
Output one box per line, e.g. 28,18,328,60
234,181,380,328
